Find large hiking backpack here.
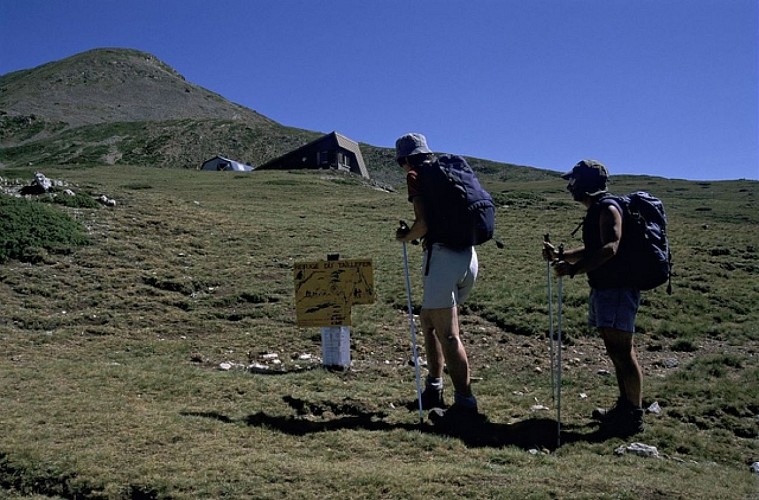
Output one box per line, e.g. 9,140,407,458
601,191,672,293
419,154,496,249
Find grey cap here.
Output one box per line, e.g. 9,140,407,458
395,133,432,160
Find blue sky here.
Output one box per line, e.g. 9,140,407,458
1,0,757,181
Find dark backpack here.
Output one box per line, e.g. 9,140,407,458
601,192,672,293
419,154,496,249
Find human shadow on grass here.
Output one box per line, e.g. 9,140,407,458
423,414,615,450
242,395,424,434
234,396,616,451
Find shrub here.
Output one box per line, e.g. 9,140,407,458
0,195,90,263
46,192,101,209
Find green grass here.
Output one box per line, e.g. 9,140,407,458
0,165,757,499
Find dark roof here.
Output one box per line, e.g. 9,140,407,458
257,131,368,178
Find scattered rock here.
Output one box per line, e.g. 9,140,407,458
615,442,660,458
97,194,117,207
663,358,679,368
407,356,427,367
249,363,270,373
2,172,48,196
750,462,759,474
647,401,662,415
220,361,250,371
30,172,51,192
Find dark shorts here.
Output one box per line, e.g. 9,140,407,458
588,288,641,333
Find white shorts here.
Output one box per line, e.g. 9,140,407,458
421,244,478,309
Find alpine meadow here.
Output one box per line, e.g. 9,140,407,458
1,48,757,499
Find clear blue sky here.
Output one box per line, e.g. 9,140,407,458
1,0,757,180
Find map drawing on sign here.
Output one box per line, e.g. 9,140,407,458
293,259,374,327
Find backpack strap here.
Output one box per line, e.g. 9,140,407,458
570,194,621,238
597,193,623,211
570,217,585,237
425,245,432,276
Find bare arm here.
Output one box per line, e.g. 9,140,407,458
554,203,622,277
396,196,428,243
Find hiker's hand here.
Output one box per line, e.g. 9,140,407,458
396,226,411,241
542,241,557,262
554,260,574,277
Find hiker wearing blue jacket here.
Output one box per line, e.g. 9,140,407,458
542,160,645,437
394,133,484,426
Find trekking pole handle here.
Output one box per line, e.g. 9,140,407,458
399,220,419,245
543,233,555,263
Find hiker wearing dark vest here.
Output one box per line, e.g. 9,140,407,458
394,133,485,427
542,160,645,437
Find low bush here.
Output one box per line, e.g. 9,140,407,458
0,195,90,263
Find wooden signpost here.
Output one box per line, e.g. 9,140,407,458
293,255,374,368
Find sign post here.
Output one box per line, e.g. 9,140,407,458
293,256,374,369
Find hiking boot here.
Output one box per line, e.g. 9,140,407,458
592,397,632,423
600,407,645,437
429,403,487,428
418,387,446,410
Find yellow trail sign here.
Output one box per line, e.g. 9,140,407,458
293,258,374,327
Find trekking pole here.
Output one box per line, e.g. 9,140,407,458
544,234,555,402
556,243,565,448
400,221,424,425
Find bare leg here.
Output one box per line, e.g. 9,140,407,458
601,328,642,407
421,313,444,379
421,306,471,398
601,329,627,401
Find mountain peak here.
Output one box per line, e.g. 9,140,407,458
0,47,273,128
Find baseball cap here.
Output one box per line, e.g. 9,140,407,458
395,133,432,160
561,159,609,180
562,160,609,196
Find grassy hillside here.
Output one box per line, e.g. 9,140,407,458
1,48,557,185
0,47,315,172
0,165,757,498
